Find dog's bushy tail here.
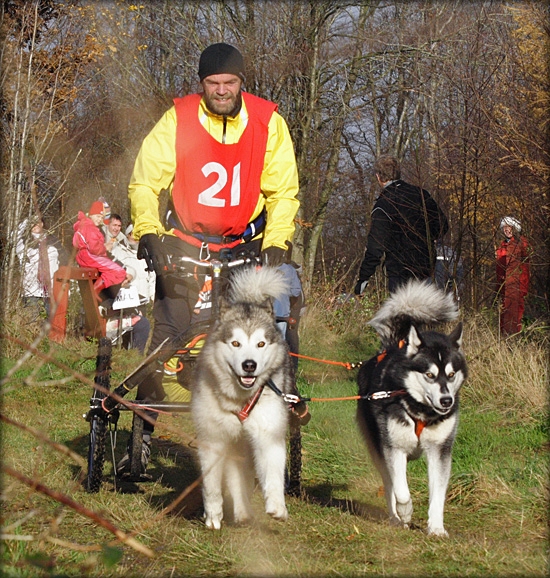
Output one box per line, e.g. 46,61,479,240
228,265,288,305
368,279,458,346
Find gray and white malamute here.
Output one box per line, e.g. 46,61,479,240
191,265,296,529
357,279,468,537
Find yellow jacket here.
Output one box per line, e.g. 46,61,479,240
128,93,299,251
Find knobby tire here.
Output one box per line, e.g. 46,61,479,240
287,422,302,496
129,411,144,479
85,338,112,493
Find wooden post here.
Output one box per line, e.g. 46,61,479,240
49,266,106,342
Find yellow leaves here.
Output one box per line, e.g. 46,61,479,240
506,3,549,121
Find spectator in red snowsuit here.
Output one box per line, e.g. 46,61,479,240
73,201,129,304
496,216,530,336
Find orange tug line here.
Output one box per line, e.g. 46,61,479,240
132,340,427,437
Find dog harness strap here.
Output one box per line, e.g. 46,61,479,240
376,339,407,364
237,386,264,422
376,350,387,364
266,378,283,396
266,378,301,404
414,419,427,438
366,389,408,401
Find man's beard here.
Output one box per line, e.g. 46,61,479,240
204,92,242,117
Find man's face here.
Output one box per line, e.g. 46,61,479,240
502,225,514,239
108,219,122,237
201,73,242,116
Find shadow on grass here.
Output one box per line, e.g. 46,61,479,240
68,431,386,525
67,432,204,518
145,436,203,518
302,482,387,522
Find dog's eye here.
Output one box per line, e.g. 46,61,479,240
426,372,435,379
448,371,455,378
231,341,240,348
257,341,266,348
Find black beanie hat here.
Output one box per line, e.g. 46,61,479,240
198,43,245,81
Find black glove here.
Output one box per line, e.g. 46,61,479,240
354,279,368,295
137,234,168,276
261,246,286,267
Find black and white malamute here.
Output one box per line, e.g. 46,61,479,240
357,279,468,537
191,265,297,530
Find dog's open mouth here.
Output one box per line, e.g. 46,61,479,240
240,376,257,389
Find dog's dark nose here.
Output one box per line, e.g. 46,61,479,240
242,360,257,374
440,396,453,408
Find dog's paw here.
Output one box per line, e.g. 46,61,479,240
427,524,449,538
389,515,408,529
396,499,413,524
266,503,288,521
204,514,223,530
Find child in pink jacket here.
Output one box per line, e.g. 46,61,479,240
73,201,129,305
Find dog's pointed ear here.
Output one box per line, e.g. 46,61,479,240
405,325,422,357
449,322,464,350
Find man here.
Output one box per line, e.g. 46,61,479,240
104,213,155,303
100,213,152,353
103,212,125,248
354,154,448,295
117,43,300,477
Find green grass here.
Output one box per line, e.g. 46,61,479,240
1,300,548,577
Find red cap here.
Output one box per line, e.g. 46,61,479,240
88,201,105,216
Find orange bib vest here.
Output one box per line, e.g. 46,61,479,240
172,92,277,250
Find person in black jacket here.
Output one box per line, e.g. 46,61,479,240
354,155,448,295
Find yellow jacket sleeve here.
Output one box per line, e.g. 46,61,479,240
128,108,177,239
258,111,300,251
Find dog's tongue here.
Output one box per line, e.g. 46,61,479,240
240,376,256,388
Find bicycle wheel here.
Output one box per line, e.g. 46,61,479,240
85,337,112,493
287,422,302,496
128,410,145,480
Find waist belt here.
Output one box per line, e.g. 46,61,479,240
180,231,242,245
165,204,266,246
